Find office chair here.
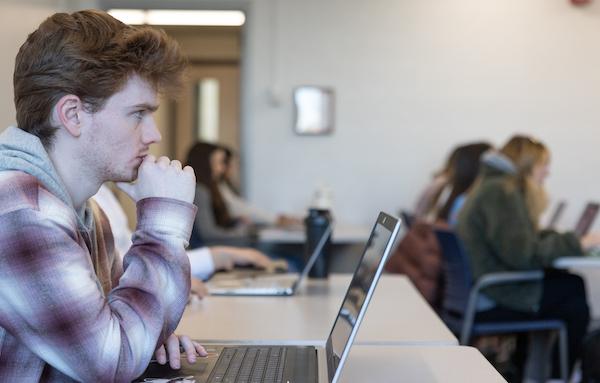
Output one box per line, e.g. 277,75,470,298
434,229,568,381
399,210,415,229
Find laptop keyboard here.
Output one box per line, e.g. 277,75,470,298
208,346,286,383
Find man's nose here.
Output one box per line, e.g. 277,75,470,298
143,118,162,144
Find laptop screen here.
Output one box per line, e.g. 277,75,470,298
324,212,401,382
575,202,600,237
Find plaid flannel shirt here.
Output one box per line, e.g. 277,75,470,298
0,171,196,382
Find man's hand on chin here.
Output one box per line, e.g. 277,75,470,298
117,155,196,204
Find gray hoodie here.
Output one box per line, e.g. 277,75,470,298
480,150,517,175
0,126,93,231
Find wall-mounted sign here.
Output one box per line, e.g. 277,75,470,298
293,86,335,135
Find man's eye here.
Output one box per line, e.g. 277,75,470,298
133,111,144,120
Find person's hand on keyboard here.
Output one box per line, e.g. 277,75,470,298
190,278,208,299
154,334,207,369
209,246,276,271
581,232,600,251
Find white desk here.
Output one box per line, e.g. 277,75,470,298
258,224,370,244
177,274,457,346
338,345,506,382
555,256,600,269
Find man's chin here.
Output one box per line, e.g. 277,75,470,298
109,170,138,184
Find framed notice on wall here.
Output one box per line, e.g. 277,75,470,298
293,86,334,135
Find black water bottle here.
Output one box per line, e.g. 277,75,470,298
304,208,332,278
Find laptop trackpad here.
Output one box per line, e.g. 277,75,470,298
282,346,318,383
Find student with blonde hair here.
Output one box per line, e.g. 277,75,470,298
457,134,600,377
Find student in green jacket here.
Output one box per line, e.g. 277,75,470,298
457,134,600,376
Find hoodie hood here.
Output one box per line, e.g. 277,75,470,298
0,126,92,230
481,150,517,176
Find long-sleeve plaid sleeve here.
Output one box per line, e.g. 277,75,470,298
0,172,196,382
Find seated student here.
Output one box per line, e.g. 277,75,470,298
186,142,255,245
457,135,600,376
0,10,205,380
94,184,274,289
413,142,492,225
413,145,460,221
436,142,492,226
387,141,491,308
219,145,301,228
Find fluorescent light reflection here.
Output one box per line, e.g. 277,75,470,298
108,9,246,26
108,9,145,25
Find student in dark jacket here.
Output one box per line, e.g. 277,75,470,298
457,134,600,375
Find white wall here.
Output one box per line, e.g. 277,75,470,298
241,0,600,226
0,0,62,129
0,0,96,129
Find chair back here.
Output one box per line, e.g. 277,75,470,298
400,210,415,229
385,222,443,308
434,229,473,316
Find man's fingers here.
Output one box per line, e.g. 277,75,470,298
170,159,182,170
155,345,167,365
179,335,197,364
194,341,208,357
166,334,181,369
132,155,196,204
144,154,156,163
155,334,206,368
157,156,170,168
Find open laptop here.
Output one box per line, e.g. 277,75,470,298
574,202,600,237
136,211,402,383
206,225,332,296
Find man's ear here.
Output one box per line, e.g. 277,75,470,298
52,94,84,137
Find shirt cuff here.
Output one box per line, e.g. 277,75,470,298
187,247,215,280
136,197,197,242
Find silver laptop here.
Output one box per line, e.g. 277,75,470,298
206,225,333,296
137,211,403,383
